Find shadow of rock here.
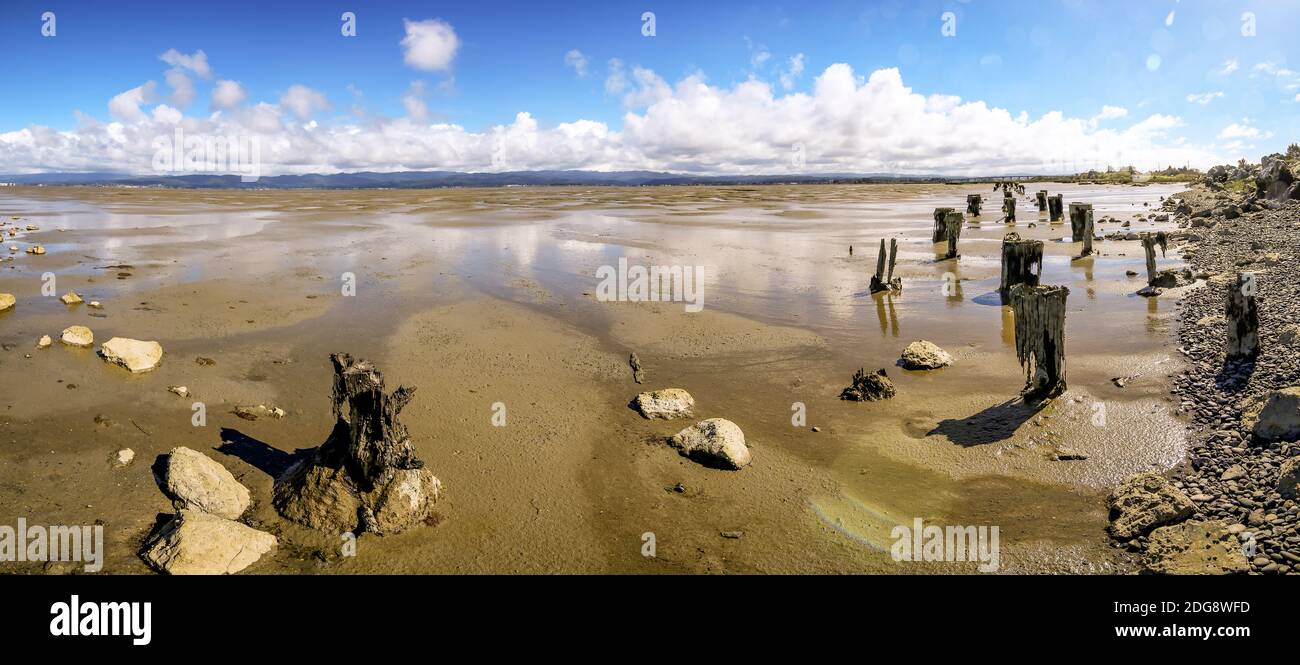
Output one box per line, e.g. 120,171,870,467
927,398,1046,447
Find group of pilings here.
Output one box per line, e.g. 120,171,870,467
869,238,902,294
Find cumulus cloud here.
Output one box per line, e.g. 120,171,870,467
1218,120,1271,141
604,58,628,95
1186,91,1224,105
779,53,806,91
159,49,211,78
279,84,330,120
403,81,429,120
211,80,247,109
401,19,459,72
564,49,589,78
4,61,1226,177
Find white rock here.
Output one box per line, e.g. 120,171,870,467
60,291,83,305
88,301,103,309
114,448,135,466
60,325,93,347
900,340,954,369
140,510,276,575
167,385,190,398
99,337,163,373
26,245,45,255
36,335,52,349
157,446,251,519
0,293,14,312
235,404,286,420
632,388,696,420
668,418,751,470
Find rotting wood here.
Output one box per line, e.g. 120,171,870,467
1069,203,1095,255
942,211,964,260
1003,196,1016,223
999,232,1043,301
870,238,902,293
966,194,982,216
1048,194,1064,222
1036,190,1048,211
1226,272,1259,359
932,207,955,242
1010,284,1070,400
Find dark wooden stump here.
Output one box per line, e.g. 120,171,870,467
1009,284,1069,399
869,238,902,293
273,353,441,535
1000,232,1043,301
1226,273,1259,359
1036,190,1048,211
966,194,982,216
932,207,955,242
1003,196,1016,223
942,211,964,259
1069,203,1094,255
1048,194,1064,222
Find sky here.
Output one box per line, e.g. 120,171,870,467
0,0,1296,177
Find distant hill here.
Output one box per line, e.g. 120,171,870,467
0,169,1033,189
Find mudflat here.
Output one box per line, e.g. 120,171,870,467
0,182,1191,573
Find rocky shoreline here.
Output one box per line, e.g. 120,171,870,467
1113,176,1300,574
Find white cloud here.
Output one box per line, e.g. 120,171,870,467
779,53,806,91
564,49,590,78
403,81,429,120
401,19,459,72
211,80,247,109
1218,120,1271,141
164,68,195,107
1185,91,1224,105
5,62,1228,177
159,49,211,78
604,58,628,95
1087,105,1127,129
279,84,330,120
107,82,157,122
1211,59,1238,77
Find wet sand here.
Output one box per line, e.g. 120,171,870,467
0,182,1193,574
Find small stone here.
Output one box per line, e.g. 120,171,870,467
811,426,821,433
631,388,695,420
234,404,287,421
1054,448,1089,461
88,301,103,309
60,291,83,305
720,531,744,539
1221,464,1247,481
900,340,953,370
26,245,45,255
668,418,751,470
36,335,52,349
99,337,163,372
0,293,14,312
60,325,94,347
113,448,135,466
1278,457,1300,499
168,385,190,398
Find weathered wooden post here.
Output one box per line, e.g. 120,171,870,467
1048,194,1064,222
1003,196,1016,222
932,207,955,242
1069,203,1094,255
1009,284,1069,399
1000,232,1043,301
966,194,982,216
942,211,963,259
1036,190,1048,211
1226,273,1259,359
1141,232,1165,284
870,238,901,293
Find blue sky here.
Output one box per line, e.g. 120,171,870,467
0,0,1296,175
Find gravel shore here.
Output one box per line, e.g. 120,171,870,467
1157,187,1300,574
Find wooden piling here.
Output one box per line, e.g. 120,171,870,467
999,232,1043,301
966,194,982,216
1069,203,1094,255
1009,284,1070,399
1226,273,1259,359
1036,190,1048,211
1048,194,1064,222
870,238,902,293
1003,196,1016,223
1140,232,1168,285
942,211,963,259
932,207,955,242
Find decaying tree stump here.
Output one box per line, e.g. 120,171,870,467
1138,231,1179,292
1069,203,1094,255
942,211,964,259
999,232,1043,301
1003,196,1016,222
1036,190,1048,211
273,353,442,535
1009,284,1069,399
1048,194,1064,222
869,238,902,293
1226,273,1259,359
932,207,955,242
966,194,982,215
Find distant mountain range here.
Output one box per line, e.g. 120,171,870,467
0,169,1018,189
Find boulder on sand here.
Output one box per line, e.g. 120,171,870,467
900,340,953,370
0,293,14,312
140,510,276,575
99,337,163,372
668,418,751,470
1142,520,1249,575
1242,387,1300,442
60,325,93,347
155,446,251,519
840,368,896,401
1108,471,1195,540
59,291,83,305
632,388,695,419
